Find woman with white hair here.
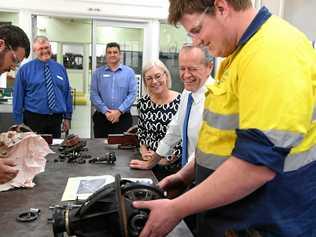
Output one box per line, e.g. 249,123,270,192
135,59,182,180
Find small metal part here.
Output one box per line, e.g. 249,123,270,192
76,158,86,164
80,154,91,159
17,208,41,222
118,144,136,150
88,152,116,164
65,209,70,234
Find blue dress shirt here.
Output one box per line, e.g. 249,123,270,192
13,59,73,124
90,64,137,114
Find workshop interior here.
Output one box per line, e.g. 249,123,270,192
0,0,316,237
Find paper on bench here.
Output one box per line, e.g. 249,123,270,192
61,175,153,201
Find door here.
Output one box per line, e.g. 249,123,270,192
90,19,146,137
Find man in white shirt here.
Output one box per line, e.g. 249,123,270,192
129,44,213,170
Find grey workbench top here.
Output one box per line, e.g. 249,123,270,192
0,139,193,237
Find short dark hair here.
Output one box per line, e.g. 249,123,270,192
0,25,30,57
168,0,252,25
106,42,120,52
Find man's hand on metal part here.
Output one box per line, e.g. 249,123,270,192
159,172,188,199
133,198,182,237
160,170,191,190
0,159,19,184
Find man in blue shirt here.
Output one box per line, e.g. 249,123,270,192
13,36,72,138
90,42,137,138
0,25,30,185
0,24,30,74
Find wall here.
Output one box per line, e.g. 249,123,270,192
260,0,284,16
283,0,316,40
0,0,169,20
96,27,143,50
159,24,188,53
0,12,18,24
36,16,148,93
38,16,144,47
37,17,91,43
256,0,315,41
0,12,19,88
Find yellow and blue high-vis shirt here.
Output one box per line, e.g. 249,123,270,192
196,7,316,236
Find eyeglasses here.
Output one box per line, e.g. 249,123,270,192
144,72,165,82
187,6,210,39
7,44,21,67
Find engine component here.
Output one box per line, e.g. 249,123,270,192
59,134,87,153
88,152,116,164
8,124,33,133
50,175,165,237
108,133,138,149
40,134,53,145
58,134,88,163
17,208,41,222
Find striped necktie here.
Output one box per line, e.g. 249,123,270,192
44,63,56,111
181,93,193,167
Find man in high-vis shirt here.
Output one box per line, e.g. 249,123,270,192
133,1,316,237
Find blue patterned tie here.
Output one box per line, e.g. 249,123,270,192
181,93,193,166
44,63,56,111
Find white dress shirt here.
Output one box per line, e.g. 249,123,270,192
156,78,214,162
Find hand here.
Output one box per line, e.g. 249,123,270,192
0,159,19,184
105,110,122,123
129,151,161,170
129,159,156,170
139,146,154,161
110,109,122,123
159,172,188,199
139,144,149,156
129,159,152,170
63,119,71,132
105,111,113,122
141,149,155,161
133,199,182,237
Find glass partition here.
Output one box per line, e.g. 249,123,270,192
159,23,189,92
31,16,148,138
0,11,19,132
0,11,19,90
93,21,144,105
33,15,92,137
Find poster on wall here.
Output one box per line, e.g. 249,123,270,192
62,44,84,70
